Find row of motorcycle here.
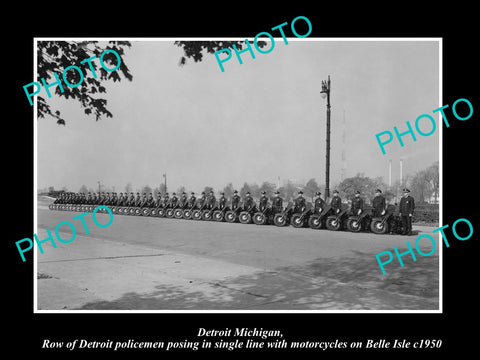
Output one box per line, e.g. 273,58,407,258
49,201,405,234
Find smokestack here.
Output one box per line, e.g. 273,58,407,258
388,159,392,187
400,159,403,186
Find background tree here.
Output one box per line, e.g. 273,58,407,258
285,181,299,202
223,183,234,198
249,183,260,198
124,182,133,194
140,185,153,195
174,41,266,66
407,162,438,204
37,41,267,126
48,186,55,194
240,182,251,198
338,173,387,202
78,184,88,193
259,181,276,197
177,186,186,195
302,178,321,202
203,186,214,195
37,41,133,125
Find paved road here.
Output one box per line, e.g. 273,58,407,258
36,206,440,311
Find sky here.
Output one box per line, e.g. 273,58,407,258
36,38,440,194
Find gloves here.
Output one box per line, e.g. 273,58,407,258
357,209,362,215
381,210,385,216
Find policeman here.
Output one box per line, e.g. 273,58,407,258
231,190,241,210
146,193,155,207
372,189,387,217
188,192,197,209
170,192,179,208
330,190,342,214
134,192,142,207
155,193,163,208
116,192,124,206
243,192,256,212
218,192,227,210
198,192,207,209
206,190,216,210
259,191,269,213
163,193,170,208
271,190,283,214
111,192,118,206
179,192,188,208
127,192,135,206
99,192,106,205
399,188,415,235
293,191,306,213
313,191,325,214
350,191,364,216
139,192,148,207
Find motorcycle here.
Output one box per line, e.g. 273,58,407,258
213,206,229,222
346,209,371,232
253,207,271,225
325,209,348,231
225,206,242,223
290,208,312,228
273,205,294,227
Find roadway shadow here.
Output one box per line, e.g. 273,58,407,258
75,250,439,311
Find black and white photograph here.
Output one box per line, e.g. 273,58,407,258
34,38,440,312
6,7,478,356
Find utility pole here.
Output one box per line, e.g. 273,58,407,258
320,75,332,199
163,173,167,193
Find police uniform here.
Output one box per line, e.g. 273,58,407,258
243,193,256,212
293,192,306,213
180,192,188,208
231,191,241,210
163,193,170,208
146,193,154,207
198,192,206,209
127,193,135,206
154,195,162,208
331,191,342,214
259,191,269,212
188,193,196,208
134,193,142,207
218,193,227,210
399,188,415,235
313,192,325,214
350,191,364,215
170,193,178,208
372,189,386,217
272,192,283,214
206,192,216,210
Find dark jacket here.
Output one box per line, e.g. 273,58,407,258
314,197,325,213
351,197,364,215
272,196,283,213
399,195,415,216
331,196,342,213
259,195,269,212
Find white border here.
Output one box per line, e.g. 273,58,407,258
33,37,443,314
